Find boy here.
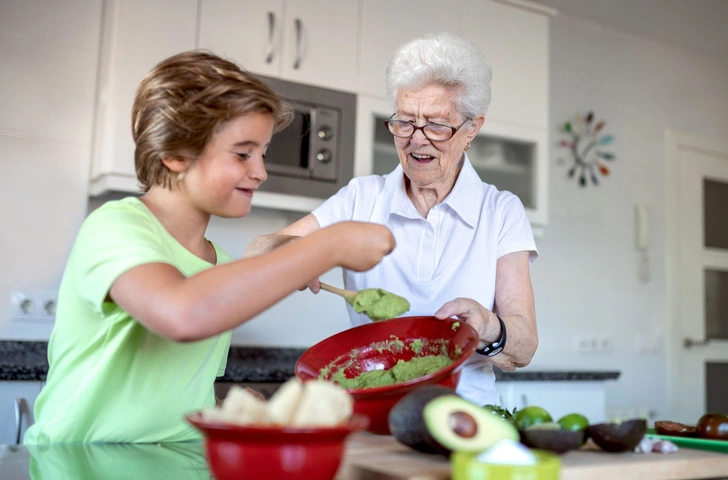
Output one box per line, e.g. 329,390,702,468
24,51,394,444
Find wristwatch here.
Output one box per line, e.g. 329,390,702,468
476,315,507,356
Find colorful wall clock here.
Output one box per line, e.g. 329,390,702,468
559,111,616,186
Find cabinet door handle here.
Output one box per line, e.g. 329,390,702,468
265,11,276,64
293,18,302,69
14,398,31,445
684,337,710,349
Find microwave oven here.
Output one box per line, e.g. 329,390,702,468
257,76,356,200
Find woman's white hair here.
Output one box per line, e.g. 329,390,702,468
385,32,493,118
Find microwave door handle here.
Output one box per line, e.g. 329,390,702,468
265,11,276,64
293,18,302,69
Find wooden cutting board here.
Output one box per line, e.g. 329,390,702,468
338,433,728,480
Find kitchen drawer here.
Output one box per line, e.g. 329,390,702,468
496,380,607,424
0,381,42,445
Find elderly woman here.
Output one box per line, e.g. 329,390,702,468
246,32,538,406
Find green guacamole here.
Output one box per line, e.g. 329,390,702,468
329,354,454,389
318,336,459,389
348,288,410,321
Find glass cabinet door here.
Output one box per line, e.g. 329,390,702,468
360,96,548,229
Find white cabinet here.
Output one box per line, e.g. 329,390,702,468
198,0,283,79
461,0,550,131
358,1,459,98
470,122,549,229
0,381,42,445
496,381,607,424
199,0,359,93
89,0,199,195
0,0,101,145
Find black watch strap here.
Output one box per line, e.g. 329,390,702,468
476,315,506,357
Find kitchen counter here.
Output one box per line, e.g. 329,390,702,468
0,341,620,383
0,341,306,383
2,434,728,480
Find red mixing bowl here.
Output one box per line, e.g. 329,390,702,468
295,316,479,434
186,413,368,480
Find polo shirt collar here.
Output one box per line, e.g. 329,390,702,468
381,153,483,227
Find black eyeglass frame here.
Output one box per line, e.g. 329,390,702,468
384,115,472,141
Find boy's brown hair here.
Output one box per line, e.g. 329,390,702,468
131,50,293,192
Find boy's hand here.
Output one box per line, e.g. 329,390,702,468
329,222,395,272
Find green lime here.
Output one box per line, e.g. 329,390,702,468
557,413,589,432
513,406,553,431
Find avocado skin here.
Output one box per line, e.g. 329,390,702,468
388,385,458,456
586,419,647,452
520,428,586,453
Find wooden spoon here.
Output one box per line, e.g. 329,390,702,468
319,282,357,304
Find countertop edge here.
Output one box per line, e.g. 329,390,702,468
0,340,620,383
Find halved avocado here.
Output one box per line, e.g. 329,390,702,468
586,419,647,452
389,385,459,455
422,396,519,455
520,428,586,454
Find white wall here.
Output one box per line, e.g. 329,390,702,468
531,14,728,419
0,1,101,340
2,4,728,419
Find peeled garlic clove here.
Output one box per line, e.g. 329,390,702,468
635,436,657,453
652,440,679,454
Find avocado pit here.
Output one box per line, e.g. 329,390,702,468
450,411,478,438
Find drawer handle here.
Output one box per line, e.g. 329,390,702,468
265,11,276,64
14,398,32,445
684,337,710,349
293,18,303,69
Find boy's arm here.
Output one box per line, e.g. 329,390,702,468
109,221,393,343
243,213,321,258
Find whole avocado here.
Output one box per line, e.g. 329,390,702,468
388,385,456,455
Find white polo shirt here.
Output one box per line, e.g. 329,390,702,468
312,155,538,406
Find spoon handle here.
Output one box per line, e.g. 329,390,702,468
319,282,356,300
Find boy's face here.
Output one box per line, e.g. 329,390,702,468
183,112,274,218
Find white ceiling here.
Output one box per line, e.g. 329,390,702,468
527,0,728,64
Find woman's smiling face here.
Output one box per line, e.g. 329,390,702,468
393,84,482,195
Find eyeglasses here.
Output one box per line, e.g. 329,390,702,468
384,116,471,142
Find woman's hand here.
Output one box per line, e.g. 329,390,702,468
434,298,502,345
433,252,538,372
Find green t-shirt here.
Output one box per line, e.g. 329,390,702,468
24,197,233,445
28,442,209,480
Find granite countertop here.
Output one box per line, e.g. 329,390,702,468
0,341,620,382
0,341,305,383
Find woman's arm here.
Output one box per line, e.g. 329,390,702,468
434,251,537,371
110,221,394,342
243,213,321,257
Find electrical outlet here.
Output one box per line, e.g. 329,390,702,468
8,290,57,323
573,335,614,353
